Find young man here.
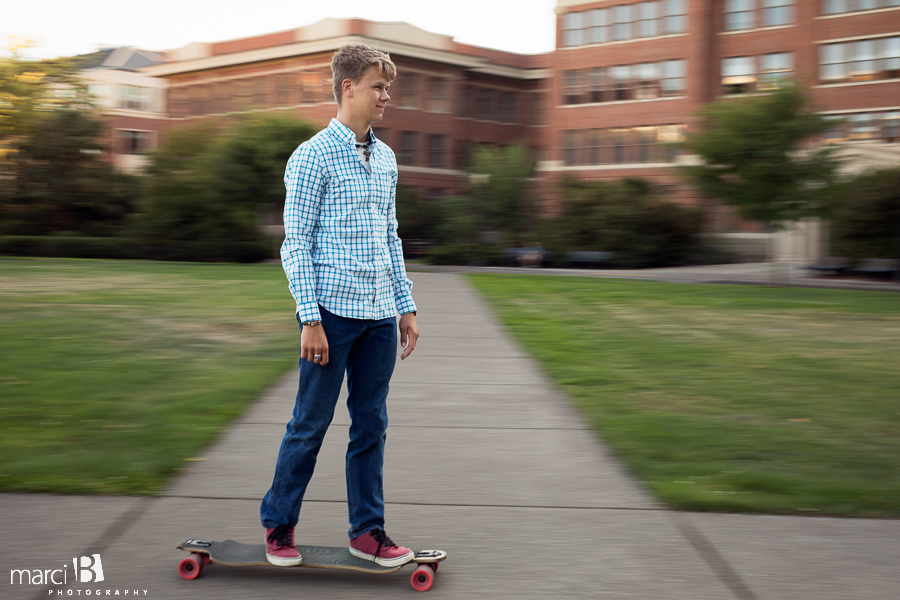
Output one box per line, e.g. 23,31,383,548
260,44,419,568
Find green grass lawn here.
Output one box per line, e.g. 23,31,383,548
0,258,298,495
468,274,900,518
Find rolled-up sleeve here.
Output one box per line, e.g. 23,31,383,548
386,168,417,315
281,144,326,322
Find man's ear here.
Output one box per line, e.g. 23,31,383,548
342,78,354,100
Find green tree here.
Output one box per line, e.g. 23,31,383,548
467,143,536,243
0,43,92,144
678,84,842,230
209,114,318,219
395,184,444,243
0,108,136,236
132,114,317,261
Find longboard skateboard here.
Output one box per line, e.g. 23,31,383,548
176,538,447,592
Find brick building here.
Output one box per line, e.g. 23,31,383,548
101,1,899,249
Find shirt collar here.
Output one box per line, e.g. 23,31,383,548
328,118,376,149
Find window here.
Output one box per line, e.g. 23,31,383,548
885,111,900,141
820,111,900,142
823,0,900,14
275,73,292,106
886,37,900,76
398,132,418,166
393,73,421,108
252,77,268,107
532,94,547,125
119,130,152,155
169,88,188,117
562,2,687,47
589,8,610,44
819,36,900,83
428,135,447,168
638,1,661,37
475,87,495,120
763,0,794,25
614,5,634,40
233,80,252,109
562,70,586,104
664,0,688,33
759,52,793,88
300,72,320,104
589,67,606,102
613,129,630,163
725,0,755,31
187,85,209,115
500,93,519,123
563,61,687,104
562,125,686,166
120,85,151,111
659,124,687,161
458,85,474,118
662,59,687,95
425,78,450,112
562,11,586,47
636,63,660,99
88,84,108,100
562,131,577,165
722,56,756,94
611,65,633,100
636,127,657,163
213,82,231,113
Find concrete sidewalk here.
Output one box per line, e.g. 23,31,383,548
409,261,900,292
2,272,898,599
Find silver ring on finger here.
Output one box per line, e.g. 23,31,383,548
314,354,322,361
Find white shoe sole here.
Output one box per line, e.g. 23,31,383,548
266,553,302,566
349,547,414,568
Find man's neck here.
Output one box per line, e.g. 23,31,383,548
336,111,371,143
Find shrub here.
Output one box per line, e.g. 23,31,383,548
541,178,703,268
0,236,137,259
830,168,900,260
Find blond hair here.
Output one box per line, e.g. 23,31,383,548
331,44,397,106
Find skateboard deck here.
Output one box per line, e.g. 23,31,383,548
176,538,447,592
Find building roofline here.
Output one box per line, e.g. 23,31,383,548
143,32,549,81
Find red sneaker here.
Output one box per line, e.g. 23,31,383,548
265,525,302,566
349,529,414,567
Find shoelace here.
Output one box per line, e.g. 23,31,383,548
370,528,397,557
267,525,294,550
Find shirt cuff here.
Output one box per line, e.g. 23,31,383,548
296,302,322,323
395,295,417,316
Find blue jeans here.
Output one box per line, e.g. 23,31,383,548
260,307,397,539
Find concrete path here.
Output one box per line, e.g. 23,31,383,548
2,272,898,599
410,262,900,292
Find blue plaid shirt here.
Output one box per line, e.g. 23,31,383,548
281,118,417,323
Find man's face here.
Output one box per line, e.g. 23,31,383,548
345,66,391,125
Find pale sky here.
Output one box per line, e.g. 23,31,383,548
4,0,559,60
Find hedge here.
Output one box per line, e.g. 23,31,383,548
0,236,270,263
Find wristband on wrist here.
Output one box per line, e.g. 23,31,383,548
302,320,322,327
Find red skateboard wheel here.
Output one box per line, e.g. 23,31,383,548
410,564,434,592
178,554,204,580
